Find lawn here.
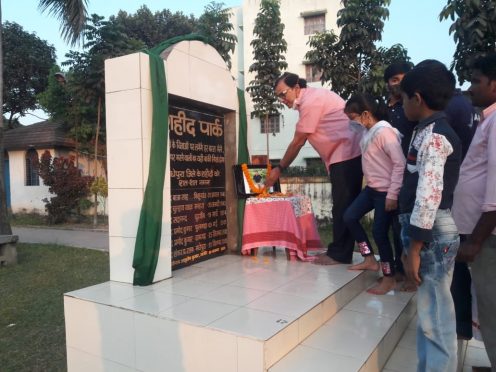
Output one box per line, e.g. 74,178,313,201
0,244,109,372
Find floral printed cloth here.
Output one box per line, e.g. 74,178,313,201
246,195,314,217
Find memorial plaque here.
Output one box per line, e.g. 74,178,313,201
169,104,227,269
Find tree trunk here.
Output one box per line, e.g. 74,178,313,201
264,112,269,165
0,4,13,235
92,96,101,227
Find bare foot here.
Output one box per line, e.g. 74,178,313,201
313,253,342,265
399,280,417,292
367,276,396,295
348,257,380,271
378,271,406,283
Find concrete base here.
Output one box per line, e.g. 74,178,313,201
64,251,415,372
0,235,18,266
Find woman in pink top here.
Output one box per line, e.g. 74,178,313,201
343,93,406,294
266,72,363,265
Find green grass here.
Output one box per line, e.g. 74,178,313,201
10,212,109,229
9,212,47,226
0,244,109,372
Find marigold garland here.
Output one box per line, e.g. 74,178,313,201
241,163,271,196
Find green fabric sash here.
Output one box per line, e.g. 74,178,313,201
236,88,249,249
132,34,249,285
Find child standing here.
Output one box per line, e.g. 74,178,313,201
399,61,461,372
343,94,406,295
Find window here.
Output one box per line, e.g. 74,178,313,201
260,115,280,134
304,14,325,35
305,64,323,83
25,149,40,186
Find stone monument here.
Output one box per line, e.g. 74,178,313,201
104,39,239,284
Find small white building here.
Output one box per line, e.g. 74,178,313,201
4,121,105,214
230,0,341,166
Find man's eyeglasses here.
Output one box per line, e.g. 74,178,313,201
276,88,290,100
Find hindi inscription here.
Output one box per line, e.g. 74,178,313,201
169,105,227,269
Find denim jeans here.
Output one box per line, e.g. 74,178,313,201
399,209,459,372
344,186,395,276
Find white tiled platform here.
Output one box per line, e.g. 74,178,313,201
64,250,417,372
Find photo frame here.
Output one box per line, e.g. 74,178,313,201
233,164,281,199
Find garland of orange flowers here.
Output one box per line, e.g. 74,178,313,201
241,163,271,196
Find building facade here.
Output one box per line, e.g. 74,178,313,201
4,121,106,214
230,0,341,166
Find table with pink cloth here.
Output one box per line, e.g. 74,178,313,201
241,195,323,261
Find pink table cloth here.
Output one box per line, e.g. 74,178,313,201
241,195,323,261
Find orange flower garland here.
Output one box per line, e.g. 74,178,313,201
241,163,271,196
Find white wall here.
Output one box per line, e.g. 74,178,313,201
7,148,107,215
230,0,340,166
8,149,50,213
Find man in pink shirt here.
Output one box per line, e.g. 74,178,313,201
265,72,363,265
452,53,496,370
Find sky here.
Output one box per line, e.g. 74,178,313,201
3,0,459,124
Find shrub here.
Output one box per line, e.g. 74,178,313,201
38,151,94,224
284,164,327,177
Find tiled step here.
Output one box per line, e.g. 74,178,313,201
269,287,417,372
64,250,379,371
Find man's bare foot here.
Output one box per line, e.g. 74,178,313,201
313,253,342,265
348,256,380,271
399,280,417,292
367,276,396,295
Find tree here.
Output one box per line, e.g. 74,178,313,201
440,0,496,85
38,0,89,47
360,43,412,98
38,151,93,224
0,0,88,235
109,6,197,49
0,4,10,235
197,2,237,69
246,0,287,160
62,14,142,225
42,14,143,157
305,0,391,98
38,65,73,124
62,14,143,148
2,22,56,127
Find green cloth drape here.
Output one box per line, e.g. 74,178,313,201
132,34,210,286
236,88,250,250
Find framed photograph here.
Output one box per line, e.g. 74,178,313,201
233,164,281,198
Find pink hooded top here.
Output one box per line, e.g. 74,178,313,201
360,121,406,200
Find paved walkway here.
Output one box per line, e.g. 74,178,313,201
12,226,109,251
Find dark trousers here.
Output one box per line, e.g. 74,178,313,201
327,156,363,263
451,235,472,339
391,214,405,274
343,186,395,275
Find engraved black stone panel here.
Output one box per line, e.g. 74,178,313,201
169,105,227,269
